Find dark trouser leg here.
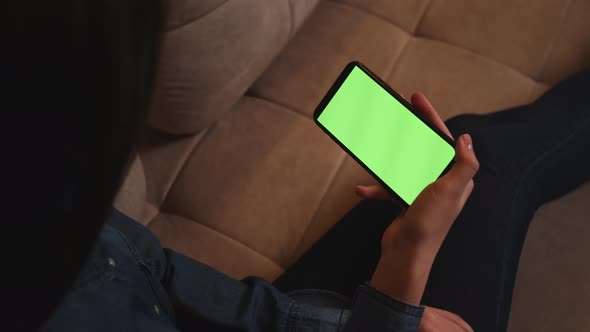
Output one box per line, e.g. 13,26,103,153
275,69,590,331
273,199,401,298
422,68,590,332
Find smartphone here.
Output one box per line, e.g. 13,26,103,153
313,61,456,207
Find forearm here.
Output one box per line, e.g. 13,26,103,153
369,221,444,305
370,256,432,305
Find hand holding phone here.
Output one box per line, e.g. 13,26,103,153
313,62,479,304
314,62,456,207
369,94,478,304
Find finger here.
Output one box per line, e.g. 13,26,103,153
411,92,453,139
459,180,474,208
355,185,391,200
438,134,479,195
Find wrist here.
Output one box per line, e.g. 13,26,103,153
369,248,436,305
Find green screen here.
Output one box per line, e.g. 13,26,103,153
317,66,455,205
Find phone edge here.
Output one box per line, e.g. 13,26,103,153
313,61,456,207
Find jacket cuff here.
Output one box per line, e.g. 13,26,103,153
343,284,424,332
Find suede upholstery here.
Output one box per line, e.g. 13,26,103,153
116,0,590,330
113,155,146,223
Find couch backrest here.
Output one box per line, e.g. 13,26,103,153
149,0,320,135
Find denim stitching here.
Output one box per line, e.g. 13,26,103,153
111,227,170,319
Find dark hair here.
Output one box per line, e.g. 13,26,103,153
3,1,162,329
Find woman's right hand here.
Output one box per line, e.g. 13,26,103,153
363,93,480,305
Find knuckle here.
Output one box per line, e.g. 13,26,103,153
433,179,462,199
432,180,452,194
466,155,480,174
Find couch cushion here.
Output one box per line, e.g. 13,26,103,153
250,1,551,121
149,0,320,135
417,0,572,80
249,1,555,253
113,155,147,223
251,1,410,118
156,96,344,269
137,130,208,223
149,212,284,280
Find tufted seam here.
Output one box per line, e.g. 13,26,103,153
384,34,411,83
409,35,545,86
536,0,574,82
287,0,295,38
157,94,315,216
327,0,547,86
289,151,348,265
245,92,311,119
155,95,323,269
238,96,349,264
154,128,214,210
160,211,286,270
411,0,435,34
155,54,270,118
157,8,293,134
143,202,159,227
526,81,550,104
166,0,231,32
328,0,419,36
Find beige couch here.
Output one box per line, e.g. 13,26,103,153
115,0,590,330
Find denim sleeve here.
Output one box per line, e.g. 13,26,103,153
165,250,423,331
342,285,424,331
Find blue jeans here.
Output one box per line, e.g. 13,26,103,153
274,69,590,332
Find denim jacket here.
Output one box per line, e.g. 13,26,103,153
43,210,423,331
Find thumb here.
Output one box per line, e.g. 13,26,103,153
438,134,479,194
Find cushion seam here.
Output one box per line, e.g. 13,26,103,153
411,0,435,33
384,34,411,83
535,0,574,82
142,202,159,227
166,0,231,32
327,0,412,33
157,128,214,209
287,0,295,38
412,35,545,85
160,211,286,270
289,151,347,264
327,0,547,86
244,92,311,120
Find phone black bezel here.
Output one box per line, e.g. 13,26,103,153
313,61,456,207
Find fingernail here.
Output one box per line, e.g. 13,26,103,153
463,134,473,150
